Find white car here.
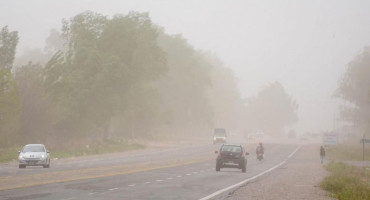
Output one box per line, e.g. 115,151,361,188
18,144,50,168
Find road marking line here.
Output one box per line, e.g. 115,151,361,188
186,173,192,176
88,192,97,195
128,184,136,187
109,188,118,191
156,180,163,182
0,159,213,191
177,175,182,178
144,182,151,184
167,177,173,180
199,145,302,200
288,146,301,158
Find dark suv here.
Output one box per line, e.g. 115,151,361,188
215,144,248,173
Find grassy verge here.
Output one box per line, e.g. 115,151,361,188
0,139,145,163
0,146,22,163
321,162,370,200
326,143,370,161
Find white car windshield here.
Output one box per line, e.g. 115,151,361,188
22,146,45,152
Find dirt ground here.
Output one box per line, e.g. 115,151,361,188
226,144,335,200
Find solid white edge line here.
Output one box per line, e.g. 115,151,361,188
199,145,302,200
288,145,301,158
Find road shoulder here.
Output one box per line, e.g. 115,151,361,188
226,144,335,200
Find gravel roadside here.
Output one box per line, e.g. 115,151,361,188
225,144,335,200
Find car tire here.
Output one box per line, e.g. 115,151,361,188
43,162,50,168
216,163,221,172
241,163,246,173
19,165,25,168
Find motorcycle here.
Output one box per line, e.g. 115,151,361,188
257,152,264,161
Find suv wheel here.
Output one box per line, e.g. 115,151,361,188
216,163,221,172
241,163,246,173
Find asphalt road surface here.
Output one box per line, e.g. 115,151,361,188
0,141,301,200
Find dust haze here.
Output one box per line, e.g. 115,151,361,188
1,0,370,148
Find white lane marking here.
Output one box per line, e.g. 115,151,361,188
167,177,173,180
288,146,301,158
109,188,118,191
128,184,136,187
144,182,151,184
199,145,302,200
156,180,163,182
88,192,97,195
186,173,192,176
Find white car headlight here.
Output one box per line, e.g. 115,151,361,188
41,155,45,158
19,155,23,159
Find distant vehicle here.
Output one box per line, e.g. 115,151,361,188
18,144,50,168
213,128,227,144
247,130,265,141
215,143,249,173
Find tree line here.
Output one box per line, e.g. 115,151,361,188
0,11,298,148
336,46,370,138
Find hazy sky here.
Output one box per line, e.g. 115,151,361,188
1,0,370,133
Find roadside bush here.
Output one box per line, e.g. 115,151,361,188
321,162,370,200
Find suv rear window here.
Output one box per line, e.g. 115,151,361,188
221,145,241,152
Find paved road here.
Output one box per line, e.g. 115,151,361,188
0,143,300,200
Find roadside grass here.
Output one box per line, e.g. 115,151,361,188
0,139,145,163
50,139,145,159
0,146,22,163
321,162,370,200
326,143,370,161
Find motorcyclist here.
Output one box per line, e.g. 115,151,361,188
256,142,264,159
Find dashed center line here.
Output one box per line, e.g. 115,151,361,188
89,168,210,193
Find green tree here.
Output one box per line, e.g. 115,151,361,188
0,26,20,146
336,46,370,135
15,63,51,142
156,33,213,136
205,54,245,131
44,11,167,140
0,26,18,69
245,82,298,136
